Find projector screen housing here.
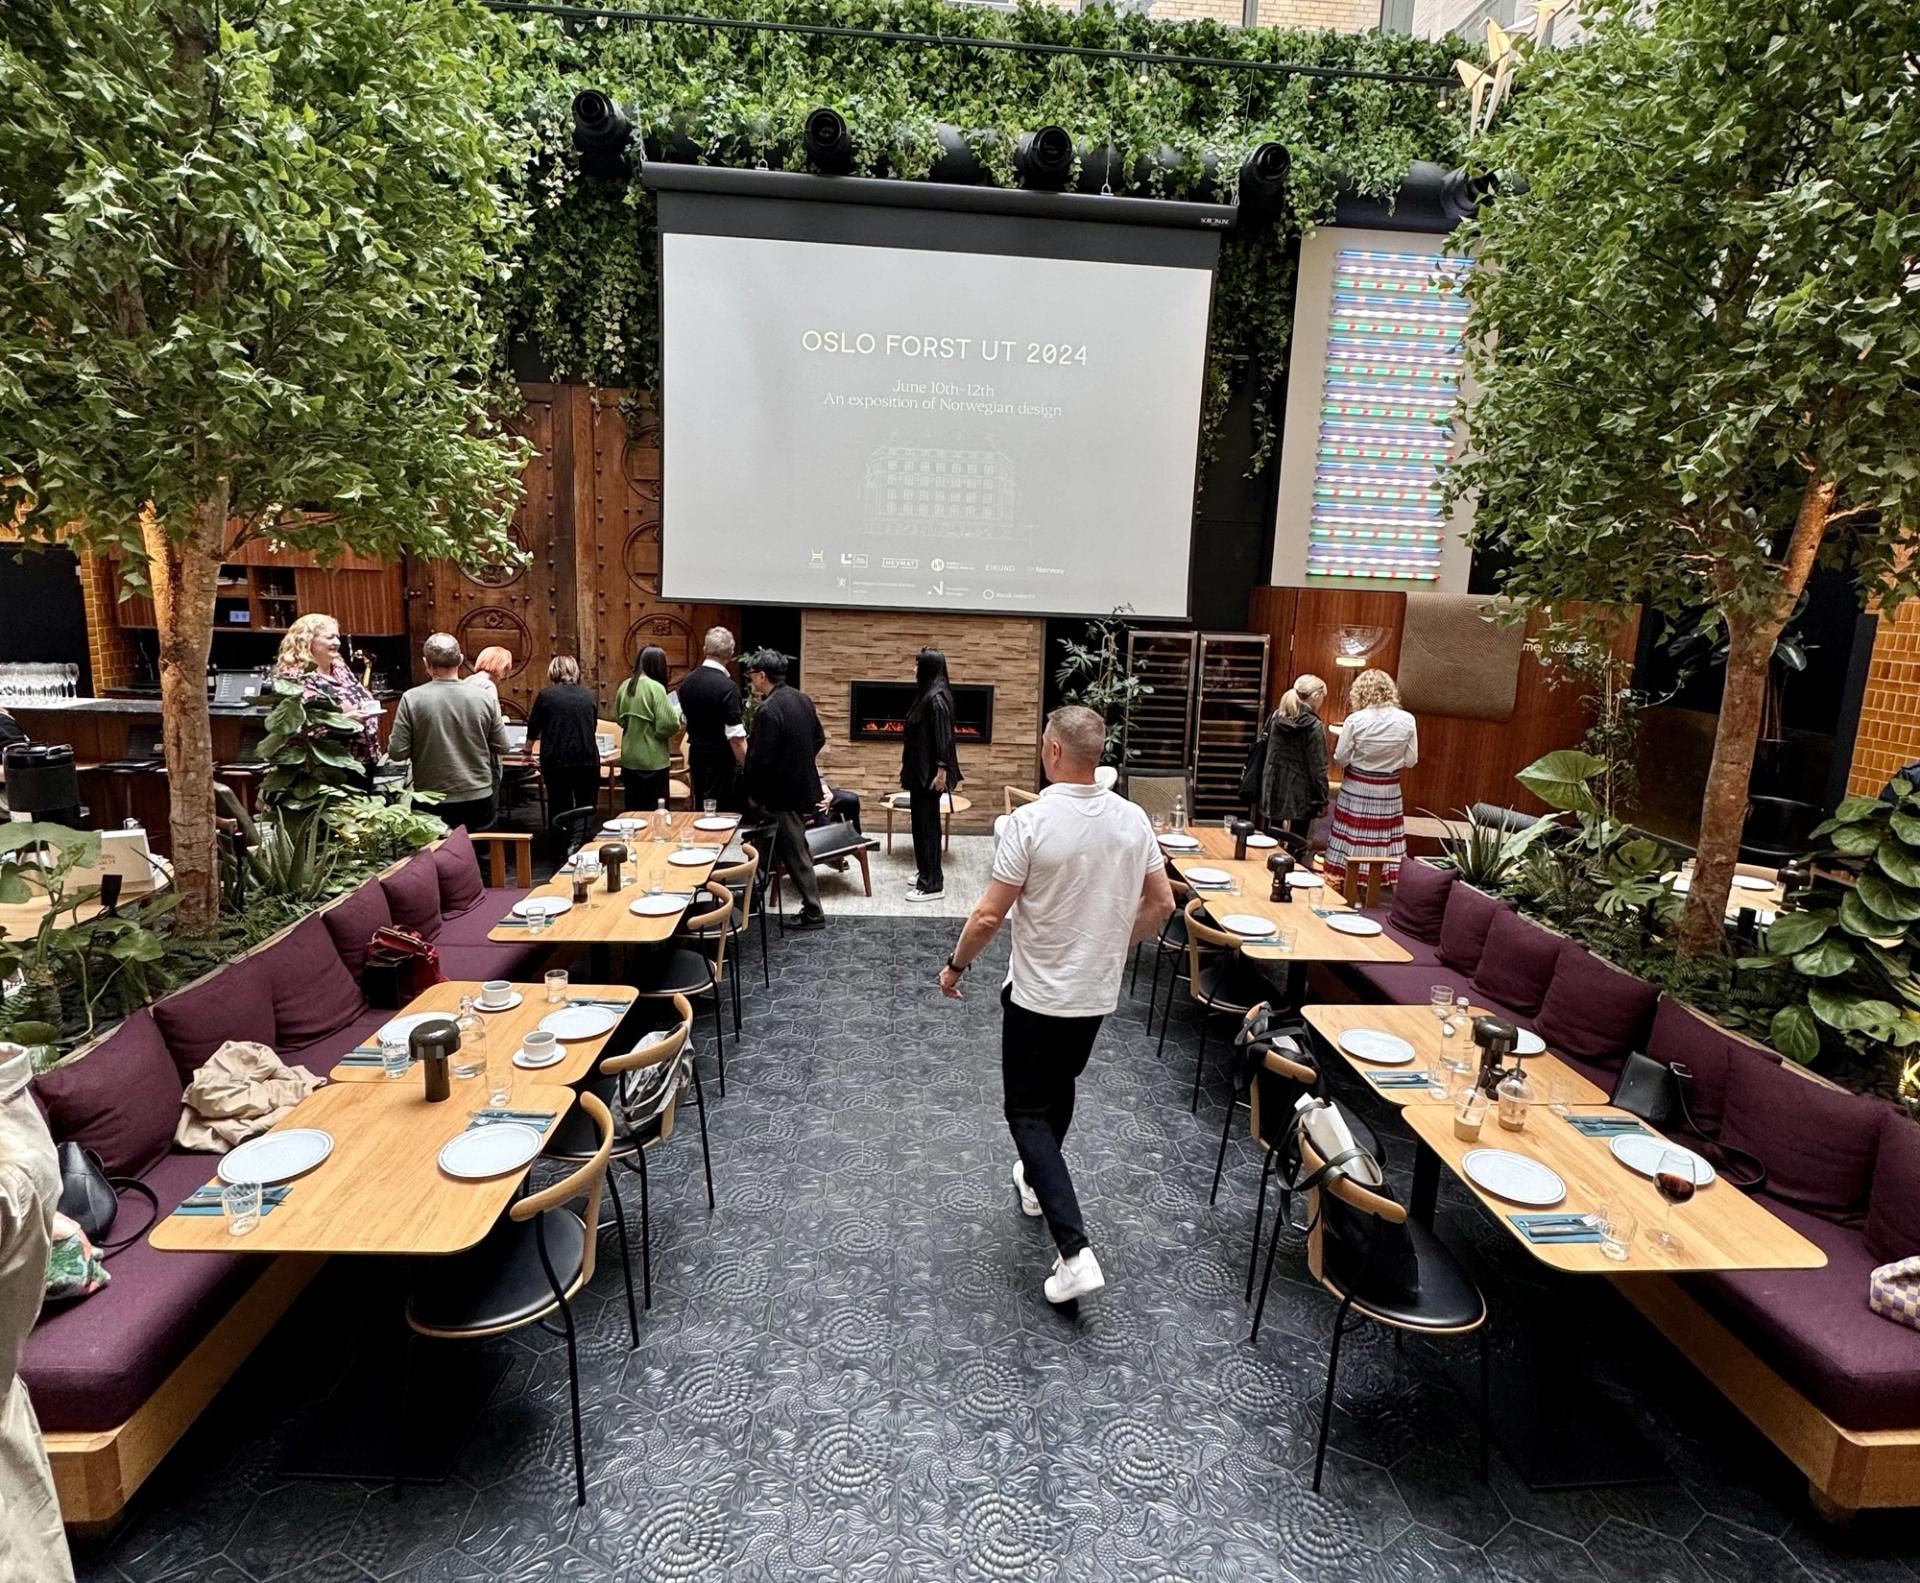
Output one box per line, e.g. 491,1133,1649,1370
649,167,1225,620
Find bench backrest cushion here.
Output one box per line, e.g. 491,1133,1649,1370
1866,1108,1920,1264
151,957,278,1081
380,852,444,942
434,828,486,914
1535,943,1661,1068
322,880,393,979
1386,859,1454,944
1437,882,1506,975
1722,1056,1884,1226
1643,997,1780,1135
31,1009,181,1179
267,915,366,1050
1470,910,1563,1017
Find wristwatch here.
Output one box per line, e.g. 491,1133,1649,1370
944,956,967,975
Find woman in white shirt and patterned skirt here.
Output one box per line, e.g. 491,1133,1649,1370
1324,668,1418,889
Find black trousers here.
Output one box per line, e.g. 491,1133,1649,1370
544,763,601,863
1001,985,1104,1259
622,765,669,812
908,787,944,892
435,794,496,835
772,809,823,919
690,749,742,814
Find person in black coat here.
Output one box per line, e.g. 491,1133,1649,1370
744,649,827,929
525,655,604,863
900,647,963,900
678,626,748,812
1258,674,1330,841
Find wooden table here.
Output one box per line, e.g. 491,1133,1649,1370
1303,1003,1611,1111
1665,869,1788,921
331,980,639,1087
0,856,174,937
487,825,722,945
150,1078,575,1256
1160,839,1411,966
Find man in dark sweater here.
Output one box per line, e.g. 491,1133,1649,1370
744,649,827,930
678,627,748,813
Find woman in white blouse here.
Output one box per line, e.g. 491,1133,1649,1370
1324,668,1419,888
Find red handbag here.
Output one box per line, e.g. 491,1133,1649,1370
365,925,446,1003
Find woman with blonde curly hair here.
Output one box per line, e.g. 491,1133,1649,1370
1323,668,1418,888
273,613,383,775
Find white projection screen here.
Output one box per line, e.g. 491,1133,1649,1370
654,182,1221,619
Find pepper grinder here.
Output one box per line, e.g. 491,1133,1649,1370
1472,1014,1518,1099
1229,817,1254,862
1267,850,1295,903
410,1017,460,1103
600,841,628,894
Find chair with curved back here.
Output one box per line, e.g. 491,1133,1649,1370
402,1090,616,1508
1125,771,1190,825
1160,896,1273,1113
1132,873,1191,1028
551,806,600,864
685,844,759,1033
630,880,734,1095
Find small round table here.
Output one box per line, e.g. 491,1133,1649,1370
883,792,972,854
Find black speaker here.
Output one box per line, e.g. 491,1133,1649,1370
4,742,81,823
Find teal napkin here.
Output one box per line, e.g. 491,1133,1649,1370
567,996,632,1009
1511,1212,1603,1244
1565,1115,1650,1138
172,1184,291,1217
1369,1072,1442,1090
468,1108,556,1133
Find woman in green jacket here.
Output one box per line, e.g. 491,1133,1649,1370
613,644,683,810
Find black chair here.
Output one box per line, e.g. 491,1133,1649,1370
684,844,759,1033
1161,897,1273,1112
551,806,599,863
1133,876,1191,1030
629,881,734,1095
541,998,710,1323
1280,1124,1489,1494
771,818,873,924
401,1091,616,1507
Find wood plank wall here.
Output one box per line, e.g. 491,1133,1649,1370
1247,586,1636,820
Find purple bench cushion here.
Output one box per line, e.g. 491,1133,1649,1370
1387,860,1454,945
436,944,548,982
1342,962,1528,1024
1866,1108,1920,1265
1360,909,1444,967
1722,1058,1883,1226
321,879,393,979
1471,911,1563,1017
266,916,367,1051
1438,883,1506,975
1535,944,1661,1069
21,1151,265,1432
1688,1200,1920,1432
434,890,532,948
151,958,279,1083
1643,997,1781,1136
434,828,487,915
281,1003,392,1080
381,852,444,942
31,1010,181,1180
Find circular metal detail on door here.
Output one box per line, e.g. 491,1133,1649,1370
460,525,529,589
622,522,662,587
623,612,694,672
454,608,531,677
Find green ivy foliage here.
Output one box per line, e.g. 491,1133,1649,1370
488,2,1471,469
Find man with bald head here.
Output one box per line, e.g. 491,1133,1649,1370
939,705,1173,1305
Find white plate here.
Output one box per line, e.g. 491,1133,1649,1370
1326,914,1383,937
376,1010,453,1046
218,1128,334,1186
512,895,572,919
693,815,740,831
1733,874,1773,892
1184,866,1232,886
475,991,523,1013
1462,1148,1567,1207
1218,914,1277,938
1159,833,1202,850
1514,1029,1546,1056
1337,1028,1416,1065
668,848,712,867
1246,833,1278,849
540,1004,622,1041
438,1123,544,1180
513,1044,567,1070
1609,1133,1716,1187
629,893,690,916
1286,871,1324,889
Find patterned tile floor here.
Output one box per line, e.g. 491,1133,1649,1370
73,919,1920,1583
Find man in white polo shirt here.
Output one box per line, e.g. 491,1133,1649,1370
938,705,1173,1304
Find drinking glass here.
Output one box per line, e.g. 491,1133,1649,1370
1451,1086,1487,1141
545,969,569,1005
486,1032,515,1107
703,798,718,819
1650,1148,1699,1252
572,873,593,906
1546,1075,1575,1117
1598,1198,1637,1263
1267,925,1295,953
1423,1052,1449,1098
223,1181,262,1237
379,1036,410,1081
1429,984,1453,1026
526,906,550,936
648,879,663,898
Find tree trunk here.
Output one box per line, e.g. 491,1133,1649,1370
141,494,226,933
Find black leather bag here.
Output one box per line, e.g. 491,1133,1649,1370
1610,1054,1767,1193
56,1142,159,1257
1285,1105,1420,1301
1239,734,1268,806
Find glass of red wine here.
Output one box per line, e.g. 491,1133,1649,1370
1650,1148,1699,1252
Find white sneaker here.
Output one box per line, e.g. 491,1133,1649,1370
905,887,944,902
1044,1248,1106,1305
1012,1160,1042,1218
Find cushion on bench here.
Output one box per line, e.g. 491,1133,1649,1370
1534,943,1661,1070
266,915,367,1051
1386,859,1454,944
1865,1108,1920,1265
436,944,549,982
1342,962,1526,1024
1360,909,1444,966
282,1004,394,1079
151,958,279,1082
31,1010,181,1180
321,879,393,979
381,851,444,941
1438,883,1506,975
434,828,487,914
1643,996,1780,1135
434,890,533,948
1722,1059,1883,1227
1471,911,1563,1017
20,1151,266,1433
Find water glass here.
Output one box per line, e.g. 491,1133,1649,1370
1424,1053,1449,1098
545,969,569,1005
1429,984,1453,1026
486,1032,515,1107
223,1181,262,1237
1546,1075,1575,1117
1598,1200,1637,1263
1266,925,1295,953
379,1037,410,1080
526,906,551,936
703,798,718,819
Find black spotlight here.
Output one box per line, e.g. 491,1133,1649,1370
1439,166,1524,223
1236,142,1292,223
1013,125,1075,190
572,89,633,180
803,107,855,174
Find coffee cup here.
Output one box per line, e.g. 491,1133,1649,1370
480,980,513,1009
519,1029,558,1064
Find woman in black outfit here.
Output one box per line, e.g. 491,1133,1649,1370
525,655,603,861
900,647,962,901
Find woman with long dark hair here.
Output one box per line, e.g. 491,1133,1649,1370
900,647,962,900
613,644,682,811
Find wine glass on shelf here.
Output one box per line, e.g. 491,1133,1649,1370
1650,1148,1699,1253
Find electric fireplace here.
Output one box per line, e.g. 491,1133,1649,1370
849,681,994,745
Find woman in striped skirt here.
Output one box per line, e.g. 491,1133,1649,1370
1324,669,1418,889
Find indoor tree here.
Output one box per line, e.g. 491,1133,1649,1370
0,0,528,929
1446,0,1920,954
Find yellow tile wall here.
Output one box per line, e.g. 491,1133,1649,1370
1847,582,1920,797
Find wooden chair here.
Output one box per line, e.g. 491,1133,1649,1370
1160,897,1272,1113
541,998,710,1322
685,844,759,1032
881,791,969,854
1337,855,1395,910
402,1090,617,1507
629,881,734,1095
1003,784,1039,815
470,830,533,889
594,717,622,814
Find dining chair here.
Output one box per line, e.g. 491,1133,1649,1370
629,880,734,1095
401,1091,615,1508
1284,1126,1489,1494
1161,897,1271,1112
1132,874,1191,1028
551,806,599,862
540,998,710,1324
1124,771,1190,824
685,844,759,1032
1002,784,1039,815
